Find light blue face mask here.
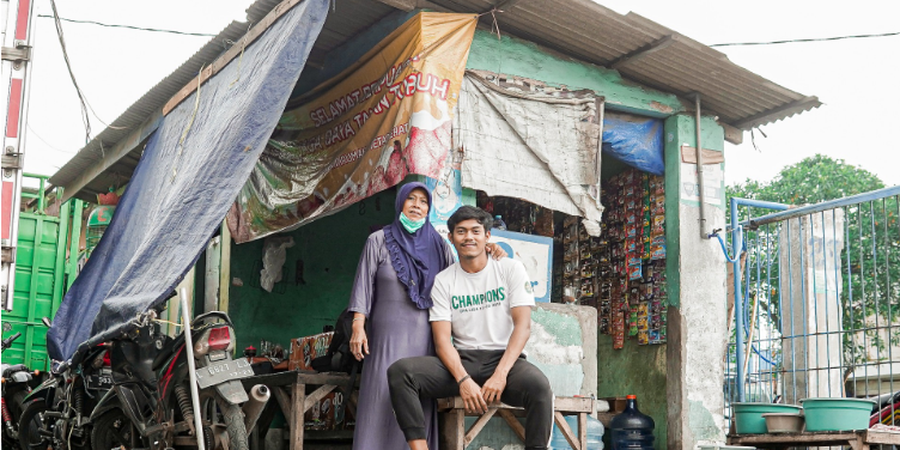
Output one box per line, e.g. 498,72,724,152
399,212,426,233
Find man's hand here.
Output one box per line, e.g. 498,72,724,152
459,378,488,414
481,373,508,405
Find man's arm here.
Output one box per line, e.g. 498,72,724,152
432,321,489,414
480,306,531,405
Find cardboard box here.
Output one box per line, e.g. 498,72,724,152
289,331,333,372
304,392,335,430
302,389,353,431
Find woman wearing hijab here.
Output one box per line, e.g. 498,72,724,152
346,181,500,450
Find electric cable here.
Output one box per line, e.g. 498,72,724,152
37,14,217,37
48,0,92,144
711,31,900,47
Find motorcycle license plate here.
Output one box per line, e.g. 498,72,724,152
86,373,113,390
195,358,254,389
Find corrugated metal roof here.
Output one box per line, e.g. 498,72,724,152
50,0,819,201
428,0,820,128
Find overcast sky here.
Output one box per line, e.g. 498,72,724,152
16,0,900,191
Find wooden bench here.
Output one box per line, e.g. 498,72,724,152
438,396,594,450
727,429,900,450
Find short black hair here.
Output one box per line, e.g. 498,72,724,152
448,205,493,232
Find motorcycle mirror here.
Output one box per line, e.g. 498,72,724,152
41,317,52,328
2,322,10,333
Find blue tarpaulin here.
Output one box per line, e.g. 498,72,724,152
603,112,665,175
47,0,330,362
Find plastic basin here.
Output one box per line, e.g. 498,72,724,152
732,403,802,434
801,398,875,431
762,412,804,433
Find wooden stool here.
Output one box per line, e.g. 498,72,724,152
438,396,594,450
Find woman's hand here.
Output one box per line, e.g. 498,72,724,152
486,242,508,260
350,318,369,361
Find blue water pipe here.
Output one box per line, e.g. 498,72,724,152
720,197,789,402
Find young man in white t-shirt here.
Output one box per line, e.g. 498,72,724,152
387,206,553,450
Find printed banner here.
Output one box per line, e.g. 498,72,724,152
228,12,478,243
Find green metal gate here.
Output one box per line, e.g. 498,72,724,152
1,175,82,371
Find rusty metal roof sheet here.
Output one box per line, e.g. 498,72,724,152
50,0,819,201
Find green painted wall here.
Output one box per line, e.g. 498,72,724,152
466,30,684,117
597,335,667,449
229,188,398,352
663,114,725,309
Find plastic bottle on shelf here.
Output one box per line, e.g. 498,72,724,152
493,215,507,230
608,395,654,450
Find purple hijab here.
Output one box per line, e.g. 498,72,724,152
383,182,449,309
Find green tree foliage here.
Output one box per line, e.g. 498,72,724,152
726,154,899,387
728,154,884,221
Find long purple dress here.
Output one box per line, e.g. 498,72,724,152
348,230,453,450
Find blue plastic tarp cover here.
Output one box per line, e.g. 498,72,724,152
47,0,330,362
603,112,665,175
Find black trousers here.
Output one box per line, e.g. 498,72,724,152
387,349,553,450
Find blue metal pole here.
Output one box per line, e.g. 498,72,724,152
745,185,900,228
733,198,791,211
732,197,746,402
730,197,788,403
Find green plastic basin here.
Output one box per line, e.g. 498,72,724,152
733,403,803,434
801,398,875,431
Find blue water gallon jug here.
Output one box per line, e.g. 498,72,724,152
609,395,654,450
548,414,605,449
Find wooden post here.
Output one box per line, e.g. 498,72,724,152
290,380,305,450
440,409,465,450
578,412,587,450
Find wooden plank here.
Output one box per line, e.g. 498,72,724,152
554,397,594,413
465,408,498,446
865,429,900,445
290,382,305,450
577,412,587,450
162,0,307,115
271,386,292,418
438,396,592,413
497,409,526,443
721,121,743,145
729,431,859,446
555,411,581,450
303,384,337,412
681,145,725,165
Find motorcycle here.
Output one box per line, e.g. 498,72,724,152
88,310,268,450
2,328,39,449
17,318,113,450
